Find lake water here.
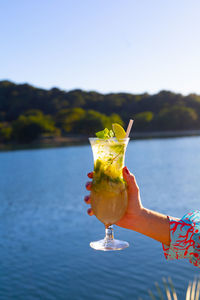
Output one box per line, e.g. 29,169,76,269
1,136,200,300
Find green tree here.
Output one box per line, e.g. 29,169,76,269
73,110,123,135
0,123,12,142
73,110,108,135
156,106,198,130
55,108,86,133
2,80,200,139
12,110,58,143
109,113,124,127
134,111,154,131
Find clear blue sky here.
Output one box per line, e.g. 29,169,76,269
1,0,200,95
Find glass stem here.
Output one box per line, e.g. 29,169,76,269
105,225,114,241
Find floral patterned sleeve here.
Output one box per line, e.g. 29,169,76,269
162,210,200,268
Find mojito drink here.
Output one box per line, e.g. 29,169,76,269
89,138,129,227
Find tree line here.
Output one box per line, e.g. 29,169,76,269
1,80,200,143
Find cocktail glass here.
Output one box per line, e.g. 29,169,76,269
89,137,129,251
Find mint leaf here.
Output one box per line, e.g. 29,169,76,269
96,129,107,138
96,128,114,139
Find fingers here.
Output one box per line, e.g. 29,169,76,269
87,172,93,178
85,172,93,215
86,181,92,191
86,171,93,190
84,195,91,204
84,195,93,215
85,198,93,215
122,166,139,193
87,208,94,216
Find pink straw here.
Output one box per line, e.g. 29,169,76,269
125,119,134,138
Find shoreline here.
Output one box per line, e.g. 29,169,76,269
1,130,200,151
132,129,200,139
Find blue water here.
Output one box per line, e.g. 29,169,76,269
1,137,200,300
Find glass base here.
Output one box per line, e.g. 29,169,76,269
90,238,129,251
90,225,129,251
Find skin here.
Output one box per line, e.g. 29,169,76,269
85,166,176,247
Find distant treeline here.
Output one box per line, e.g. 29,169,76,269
1,80,200,143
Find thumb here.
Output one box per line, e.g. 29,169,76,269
122,167,139,194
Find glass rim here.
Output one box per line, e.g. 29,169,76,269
89,137,130,141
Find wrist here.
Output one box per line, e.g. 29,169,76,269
129,206,146,231
130,207,171,246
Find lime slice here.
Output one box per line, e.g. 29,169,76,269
112,123,126,140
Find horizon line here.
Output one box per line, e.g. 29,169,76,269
0,78,199,98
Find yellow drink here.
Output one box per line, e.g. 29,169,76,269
89,138,129,227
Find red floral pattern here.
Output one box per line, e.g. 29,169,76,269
162,210,200,268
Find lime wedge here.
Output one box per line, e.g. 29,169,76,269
112,123,126,140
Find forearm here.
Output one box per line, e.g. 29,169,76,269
130,208,178,246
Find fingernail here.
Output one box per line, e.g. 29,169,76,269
87,172,93,178
84,196,89,203
124,166,129,174
86,182,90,188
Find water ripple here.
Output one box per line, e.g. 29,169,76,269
1,138,200,300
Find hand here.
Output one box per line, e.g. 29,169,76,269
84,167,143,230
115,167,143,230
84,171,94,216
